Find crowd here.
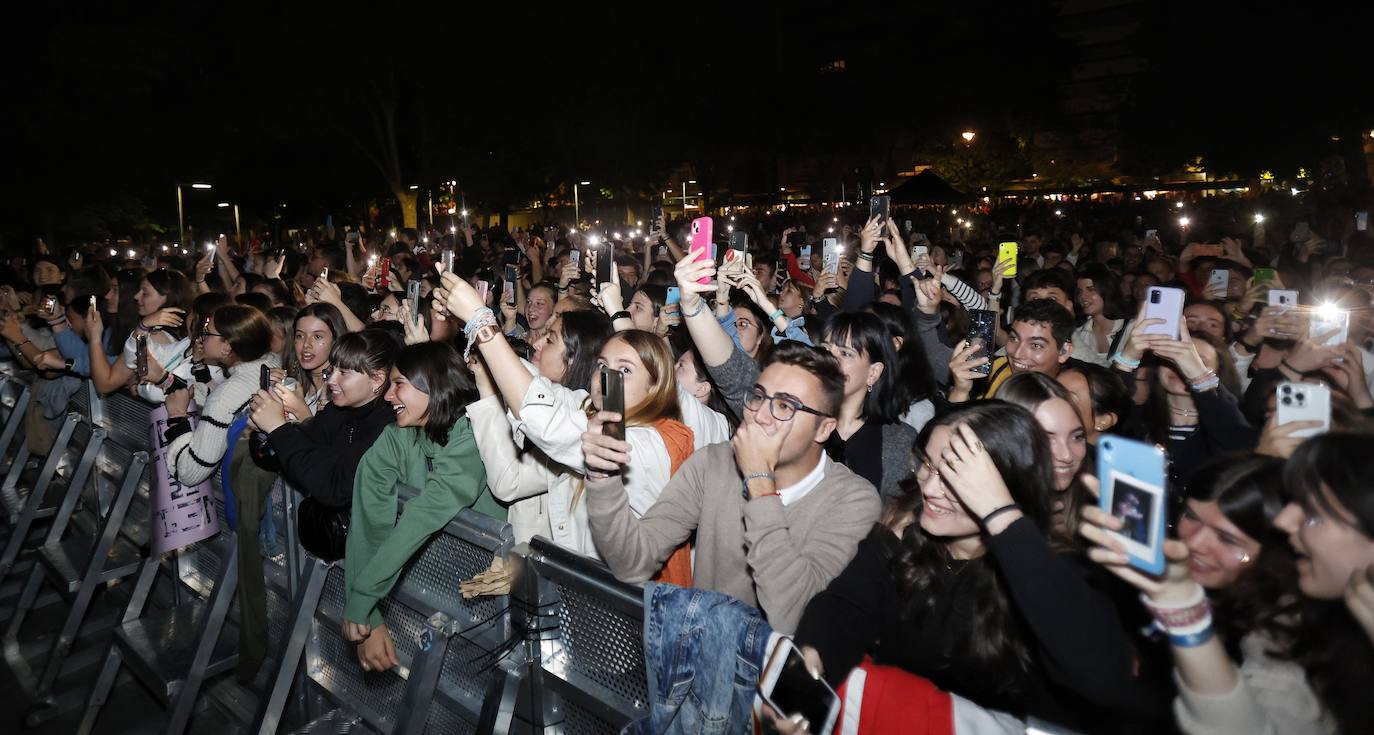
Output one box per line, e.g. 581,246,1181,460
2,192,1373,734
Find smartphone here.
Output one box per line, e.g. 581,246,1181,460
502,247,520,266
441,248,455,273
1292,221,1312,242
135,334,148,379
378,257,391,290
758,637,840,735
1141,286,1186,339
1193,244,1223,259
726,230,748,268
965,309,997,375
903,219,912,233
1308,306,1349,347
260,364,272,391
869,194,891,232
1358,212,1369,232
665,287,680,306
594,241,613,285
650,205,664,236
690,217,714,285
43,295,57,314
1253,267,1276,284
996,242,1018,277
503,265,517,304
1206,268,1229,293
406,280,422,324
1096,435,1168,576
1268,289,1299,309
319,266,329,283
1145,228,1158,240
798,245,812,271
600,365,625,442
476,280,490,305
1276,382,1330,438
821,237,840,274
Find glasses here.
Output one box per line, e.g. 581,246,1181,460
735,319,760,332
202,331,224,339
743,386,832,422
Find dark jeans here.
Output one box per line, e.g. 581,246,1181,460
630,582,772,735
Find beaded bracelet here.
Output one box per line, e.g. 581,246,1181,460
680,299,706,319
1142,586,1212,631
1190,377,1220,393
858,251,875,261
1112,353,1141,370
462,308,498,360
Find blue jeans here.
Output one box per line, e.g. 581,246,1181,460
629,582,772,735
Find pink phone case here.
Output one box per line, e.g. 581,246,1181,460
690,217,714,285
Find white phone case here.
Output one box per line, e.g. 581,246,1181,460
1141,287,1185,338
1276,382,1330,438
1267,289,1299,308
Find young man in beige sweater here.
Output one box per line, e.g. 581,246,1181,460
580,342,881,634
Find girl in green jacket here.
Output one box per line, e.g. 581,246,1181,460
342,340,507,672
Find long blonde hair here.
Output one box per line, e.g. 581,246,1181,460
572,330,681,508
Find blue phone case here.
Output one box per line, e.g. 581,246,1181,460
1096,435,1168,576
666,287,680,306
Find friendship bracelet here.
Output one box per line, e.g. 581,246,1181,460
981,503,1023,527
1111,353,1141,369
680,299,706,319
1279,358,1302,376
741,472,777,500
1141,585,1210,629
768,308,785,323
858,252,875,261
610,310,631,323
1187,369,1217,386
1168,626,1216,649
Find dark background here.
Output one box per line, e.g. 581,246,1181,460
1,1,1371,246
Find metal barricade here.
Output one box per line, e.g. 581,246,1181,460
252,485,517,735
0,412,86,580
514,537,650,734
0,370,33,469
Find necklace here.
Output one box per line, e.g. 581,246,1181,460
1169,406,1199,418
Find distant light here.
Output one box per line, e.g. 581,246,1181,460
687,180,697,184
589,235,600,245
951,209,958,215
580,181,591,186
727,225,734,232
109,248,117,256
421,236,428,243
614,232,622,239
389,229,397,237
190,183,212,189
569,227,578,233
409,185,419,190
1175,201,1184,209
1179,217,1191,227
636,220,643,227
461,209,468,217
1290,187,1300,196
1253,214,1265,224
450,227,456,233
127,249,136,258
730,216,736,221
1054,209,1063,216
447,207,456,215
827,227,834,233
1316,302,1342,320
161,245,168,252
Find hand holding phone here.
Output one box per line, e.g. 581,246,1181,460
965,310,997,375
759,638,840,735
260,364,272,391
1140,287,1186,339
600,365,625,442
690,217,714,285
1096,436,1168,575
135,335,149,380
1276,382,1330,438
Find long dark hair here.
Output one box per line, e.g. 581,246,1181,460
1283,433,1374,732
889,401,1059,700
394,341,478,446
823,311,904,424
869,301,935,406
145,269,196,340
669,329,738,431
1075,262,1127,322
290,303,347,390
108,267,146,357
1185,454,1299,658
555,311,613,392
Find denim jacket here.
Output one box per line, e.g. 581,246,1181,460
629,582,772,735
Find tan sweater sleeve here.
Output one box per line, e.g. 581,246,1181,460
743,474,880,634
584,448,708,583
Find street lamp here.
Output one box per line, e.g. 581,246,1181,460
575,181,591,227
218,202,242,246
176,182,212,247
683,180,697,219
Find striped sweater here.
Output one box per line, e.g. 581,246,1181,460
164,354,280,486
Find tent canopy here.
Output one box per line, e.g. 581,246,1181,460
884,170,971,205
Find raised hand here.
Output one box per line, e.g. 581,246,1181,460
582,411,631,477
1079,505,1197,604
935,423,1018,530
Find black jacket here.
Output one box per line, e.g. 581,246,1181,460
266,394,395,506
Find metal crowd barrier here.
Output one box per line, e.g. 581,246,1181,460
0,361,663,735
252,487,518,735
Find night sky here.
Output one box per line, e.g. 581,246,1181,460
1,1,1370,246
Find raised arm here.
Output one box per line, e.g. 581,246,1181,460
673,249,735,367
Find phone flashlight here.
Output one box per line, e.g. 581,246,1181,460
127,249,135,258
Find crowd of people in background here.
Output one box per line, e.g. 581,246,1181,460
2,190,1373,733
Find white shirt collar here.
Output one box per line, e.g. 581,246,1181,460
778,454,828,506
